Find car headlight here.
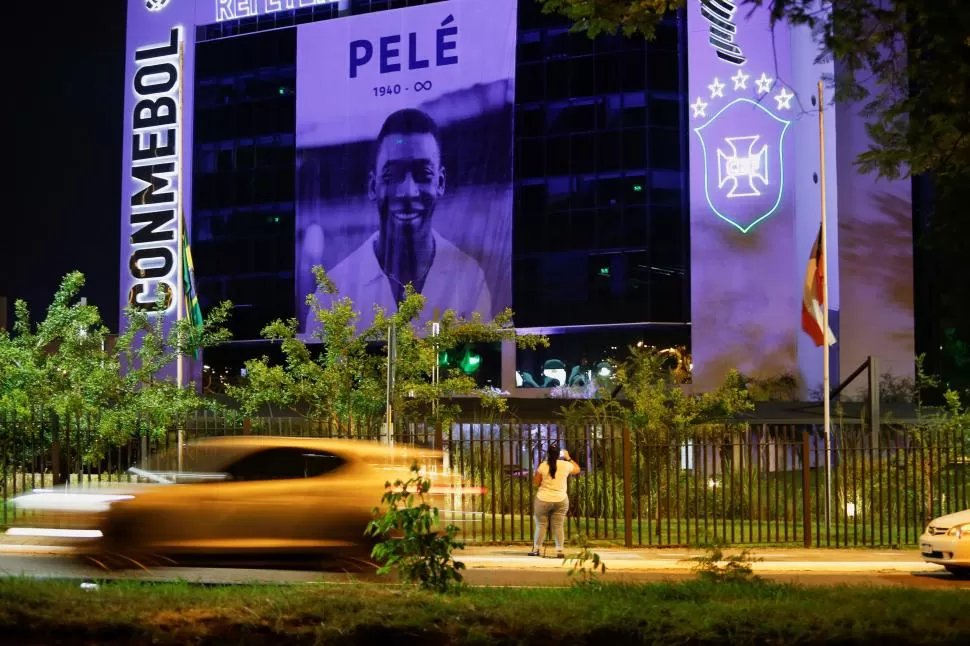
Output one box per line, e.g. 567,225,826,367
946,523,970,539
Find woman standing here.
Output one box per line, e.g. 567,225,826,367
529,444,581,557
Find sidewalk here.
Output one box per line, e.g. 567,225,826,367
457,545,938,572
1,532,940,573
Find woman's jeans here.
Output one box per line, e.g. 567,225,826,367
533,498,569,551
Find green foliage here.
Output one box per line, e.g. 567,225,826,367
687,544,762,584
563,533,607,586
365,463,466,593
572,344,753,444
0,271,233,455
228,266,546,431
538,0,685,39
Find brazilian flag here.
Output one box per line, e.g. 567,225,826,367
181,212,204,359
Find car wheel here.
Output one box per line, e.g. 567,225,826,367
944,565,970,579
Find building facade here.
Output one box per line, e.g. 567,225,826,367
120,0,914,396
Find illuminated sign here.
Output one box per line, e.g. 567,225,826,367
126,27,184,312
700,0,745,65
216,0,339,22
693,78,793,233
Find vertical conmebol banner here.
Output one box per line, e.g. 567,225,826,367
120,0,196,371
296,0,517,335
687,1,799,390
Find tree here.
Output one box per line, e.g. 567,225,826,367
95,291,234,451
227,267,547,433
0,272,234,474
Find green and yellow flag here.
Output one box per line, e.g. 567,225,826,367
181,212,204,358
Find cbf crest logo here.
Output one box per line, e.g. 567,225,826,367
146,0,171,12
692,71,794,233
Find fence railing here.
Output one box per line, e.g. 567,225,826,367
2,412,968,548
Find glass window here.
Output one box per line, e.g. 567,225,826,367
516,63,544,103
648,128,681,170
653,22,680,51
571,134,596,174
570,57,595,97
596,176,626,207
518,30,543,63
651,98,680,127
625,173,648,205
546,60,570,100
622,52,646,91
572,175,597,210
649,206,684,266
545,29,571,59
622,129,647,169
518,182,546,214
594,208,623,249
516,105,544,136
547,212,571,251
648,51,680,93
515,214,546,253
546,137,570,175
226,448,345,481
518,139,545,178
546,177,570,211
597,132,624,173
595,54,622,95
624,207,648,246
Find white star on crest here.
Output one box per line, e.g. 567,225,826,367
690,97,709,119
708,77,725,99
774,87,795,110
731,69,749,90
755,72,774,95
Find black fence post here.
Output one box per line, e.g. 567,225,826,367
623,424,633,548
802,429,812,548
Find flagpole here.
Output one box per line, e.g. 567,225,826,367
818,79,832,531
176,37,186,473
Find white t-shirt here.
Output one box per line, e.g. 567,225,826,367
536,460,575,503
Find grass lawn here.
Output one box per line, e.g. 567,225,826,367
1,578,968,645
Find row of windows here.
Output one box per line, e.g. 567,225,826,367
518,95,680,135
512,252,687,326
517,51,680,102
516,129,681,177
196,71,297,109
514,207,684,258
517,23,680,64
194,208,295,242
195,169,296,210
194,233,294,277
517,171,683,214
197,136,295,173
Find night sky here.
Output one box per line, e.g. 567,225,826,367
6,1,126,331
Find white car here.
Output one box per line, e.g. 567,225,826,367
920,508,970,578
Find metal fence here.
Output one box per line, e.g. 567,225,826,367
2,411,968,547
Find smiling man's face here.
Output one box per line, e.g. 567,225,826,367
369,132,445,229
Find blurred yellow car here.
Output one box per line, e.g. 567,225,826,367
11,437,471,567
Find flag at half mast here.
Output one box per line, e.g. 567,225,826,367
181,212,204,357
802,224,836,347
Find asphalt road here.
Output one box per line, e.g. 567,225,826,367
1,552,969,589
